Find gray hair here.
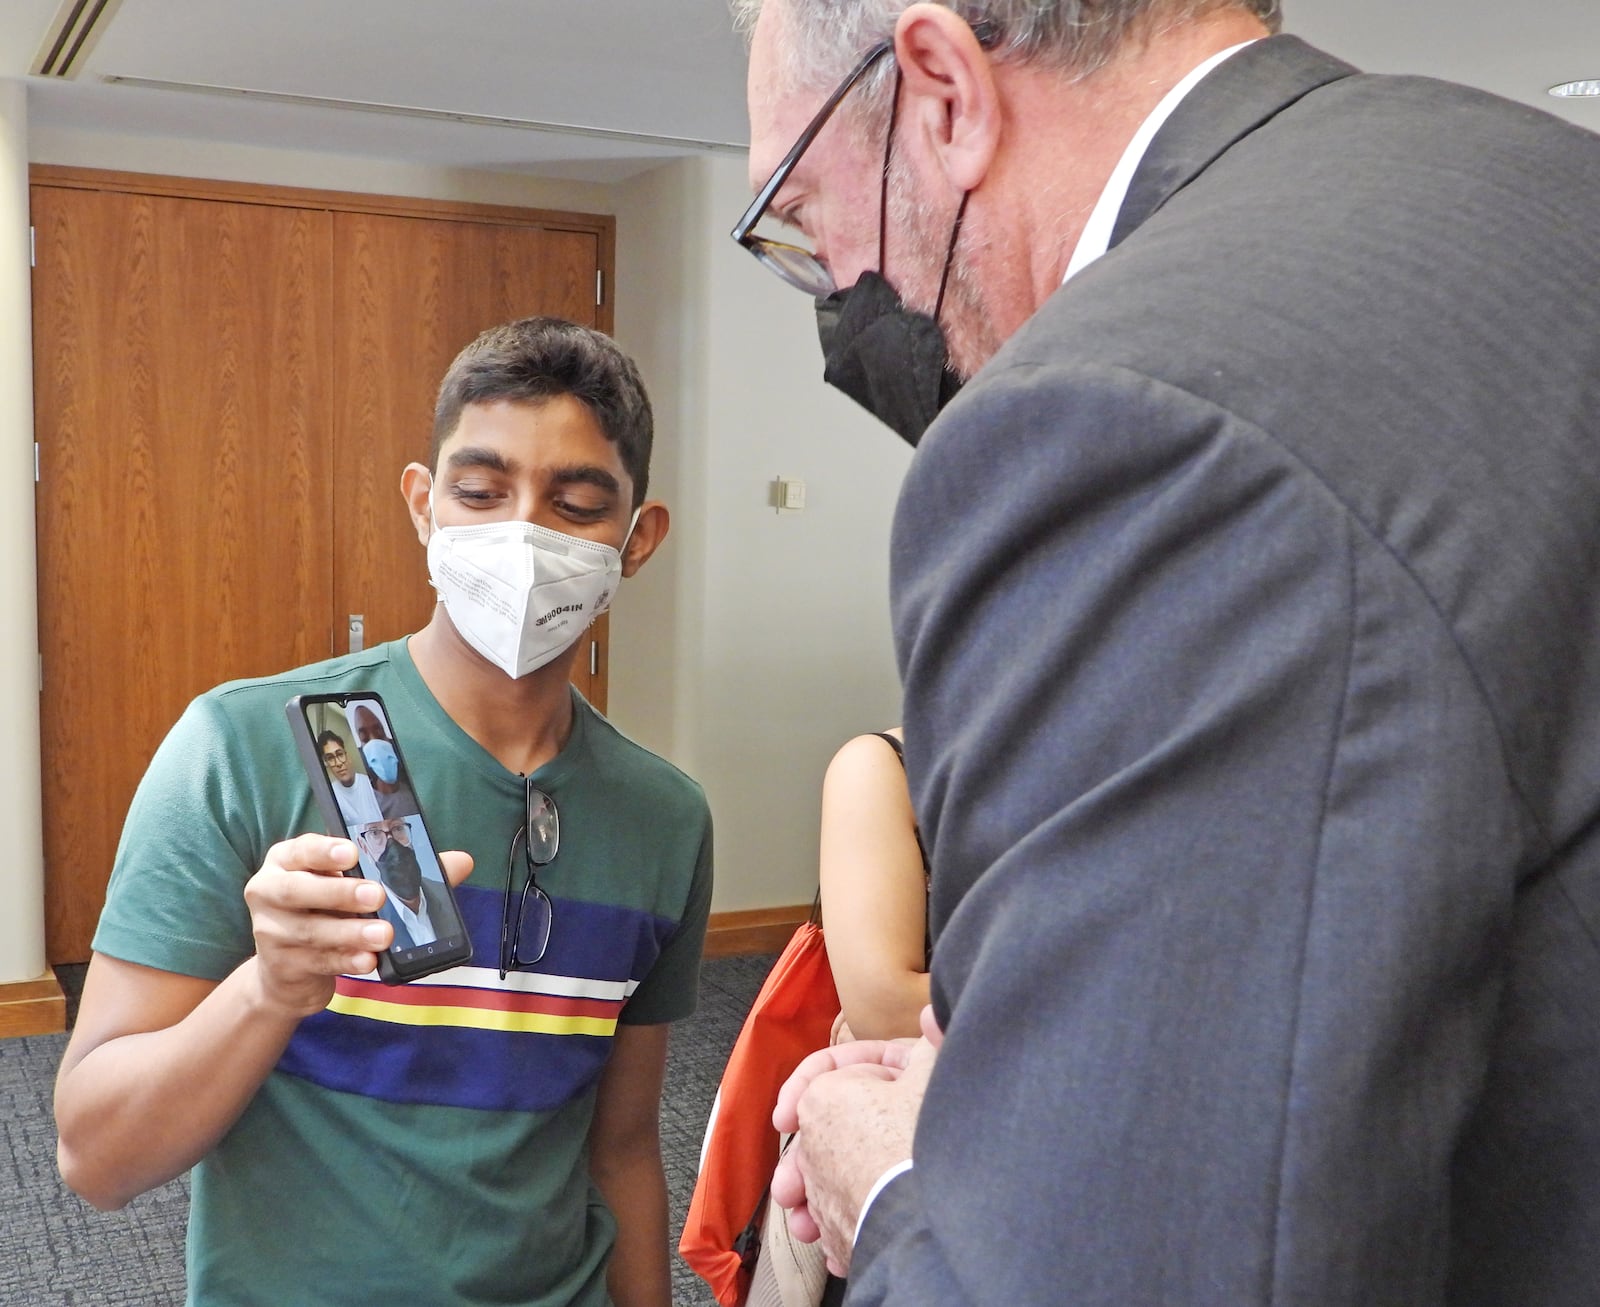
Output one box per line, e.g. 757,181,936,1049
732,0,1282,90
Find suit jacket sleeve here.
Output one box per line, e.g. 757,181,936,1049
861,360,1525,1306
423,876,455,938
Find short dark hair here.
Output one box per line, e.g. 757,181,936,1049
430,318,654,506
316,729,346,754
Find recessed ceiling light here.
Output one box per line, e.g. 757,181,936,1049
1549,79,1600,98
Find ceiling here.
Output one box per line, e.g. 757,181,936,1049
1,0,1596,184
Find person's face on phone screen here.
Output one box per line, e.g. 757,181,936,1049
353,706,389,746
322,740,355,786
361,819,423,900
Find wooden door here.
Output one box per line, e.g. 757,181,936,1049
32,185,334,960
327,214,611,707
33,171,615,963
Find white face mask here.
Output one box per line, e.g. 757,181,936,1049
426,494,637,679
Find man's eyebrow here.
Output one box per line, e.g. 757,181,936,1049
445,446,515,473
443,449,620,496
552,465,622,496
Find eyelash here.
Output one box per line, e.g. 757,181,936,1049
448,485,610,519
558,500,609,520
449,486,497,504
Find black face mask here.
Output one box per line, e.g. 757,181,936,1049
815,272,964,448
377,840,423,901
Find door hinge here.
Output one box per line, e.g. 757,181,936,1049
34,442,40,482
596,269,604,307
29,225,35,268
589,639,599,677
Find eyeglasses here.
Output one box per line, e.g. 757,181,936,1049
356,821,411,858
731,21,998,297
500,783,559,978
731,38,894,297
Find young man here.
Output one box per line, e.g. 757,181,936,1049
318,727,384,826
55,318,712,1307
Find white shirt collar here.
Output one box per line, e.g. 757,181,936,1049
385,883,435,941
1063,39,1259,283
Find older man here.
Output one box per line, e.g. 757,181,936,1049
735,1,1600,1303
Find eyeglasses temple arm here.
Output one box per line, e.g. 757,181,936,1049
731,39,896,242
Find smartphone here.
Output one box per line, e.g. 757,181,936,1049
285,690,473,984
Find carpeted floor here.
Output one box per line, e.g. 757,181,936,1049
0,954,775,1306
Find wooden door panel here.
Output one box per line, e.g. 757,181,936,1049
33,185,333,960
34,179,610,964
505,225,609,709
329,214,607,704
567,615,608,712
528,228,602,327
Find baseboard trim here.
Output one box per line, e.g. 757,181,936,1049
0,971,67,1039
704,905,810,959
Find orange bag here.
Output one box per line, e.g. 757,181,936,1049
680,911,839,1306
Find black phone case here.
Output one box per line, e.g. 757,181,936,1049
284,691,474,984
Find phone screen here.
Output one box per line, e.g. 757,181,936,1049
290,692,472,977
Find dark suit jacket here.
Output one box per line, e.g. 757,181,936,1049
374,875,454,951
860,36,1600,1306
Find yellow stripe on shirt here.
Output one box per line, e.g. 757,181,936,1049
328,992,619,1037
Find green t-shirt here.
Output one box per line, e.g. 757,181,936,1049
94,641,714,1307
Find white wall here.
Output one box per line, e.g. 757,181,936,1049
608,161,708,770
612,155,908,912
28,124,615,215
0,82,47,986
6,119,908,982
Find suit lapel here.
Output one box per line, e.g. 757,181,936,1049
1108,36,1360,249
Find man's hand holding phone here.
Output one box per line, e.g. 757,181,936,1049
242,833,474,1019
285,691,477,983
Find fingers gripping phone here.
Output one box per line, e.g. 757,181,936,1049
285,691,473,984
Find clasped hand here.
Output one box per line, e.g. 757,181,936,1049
770,1005,944,1275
